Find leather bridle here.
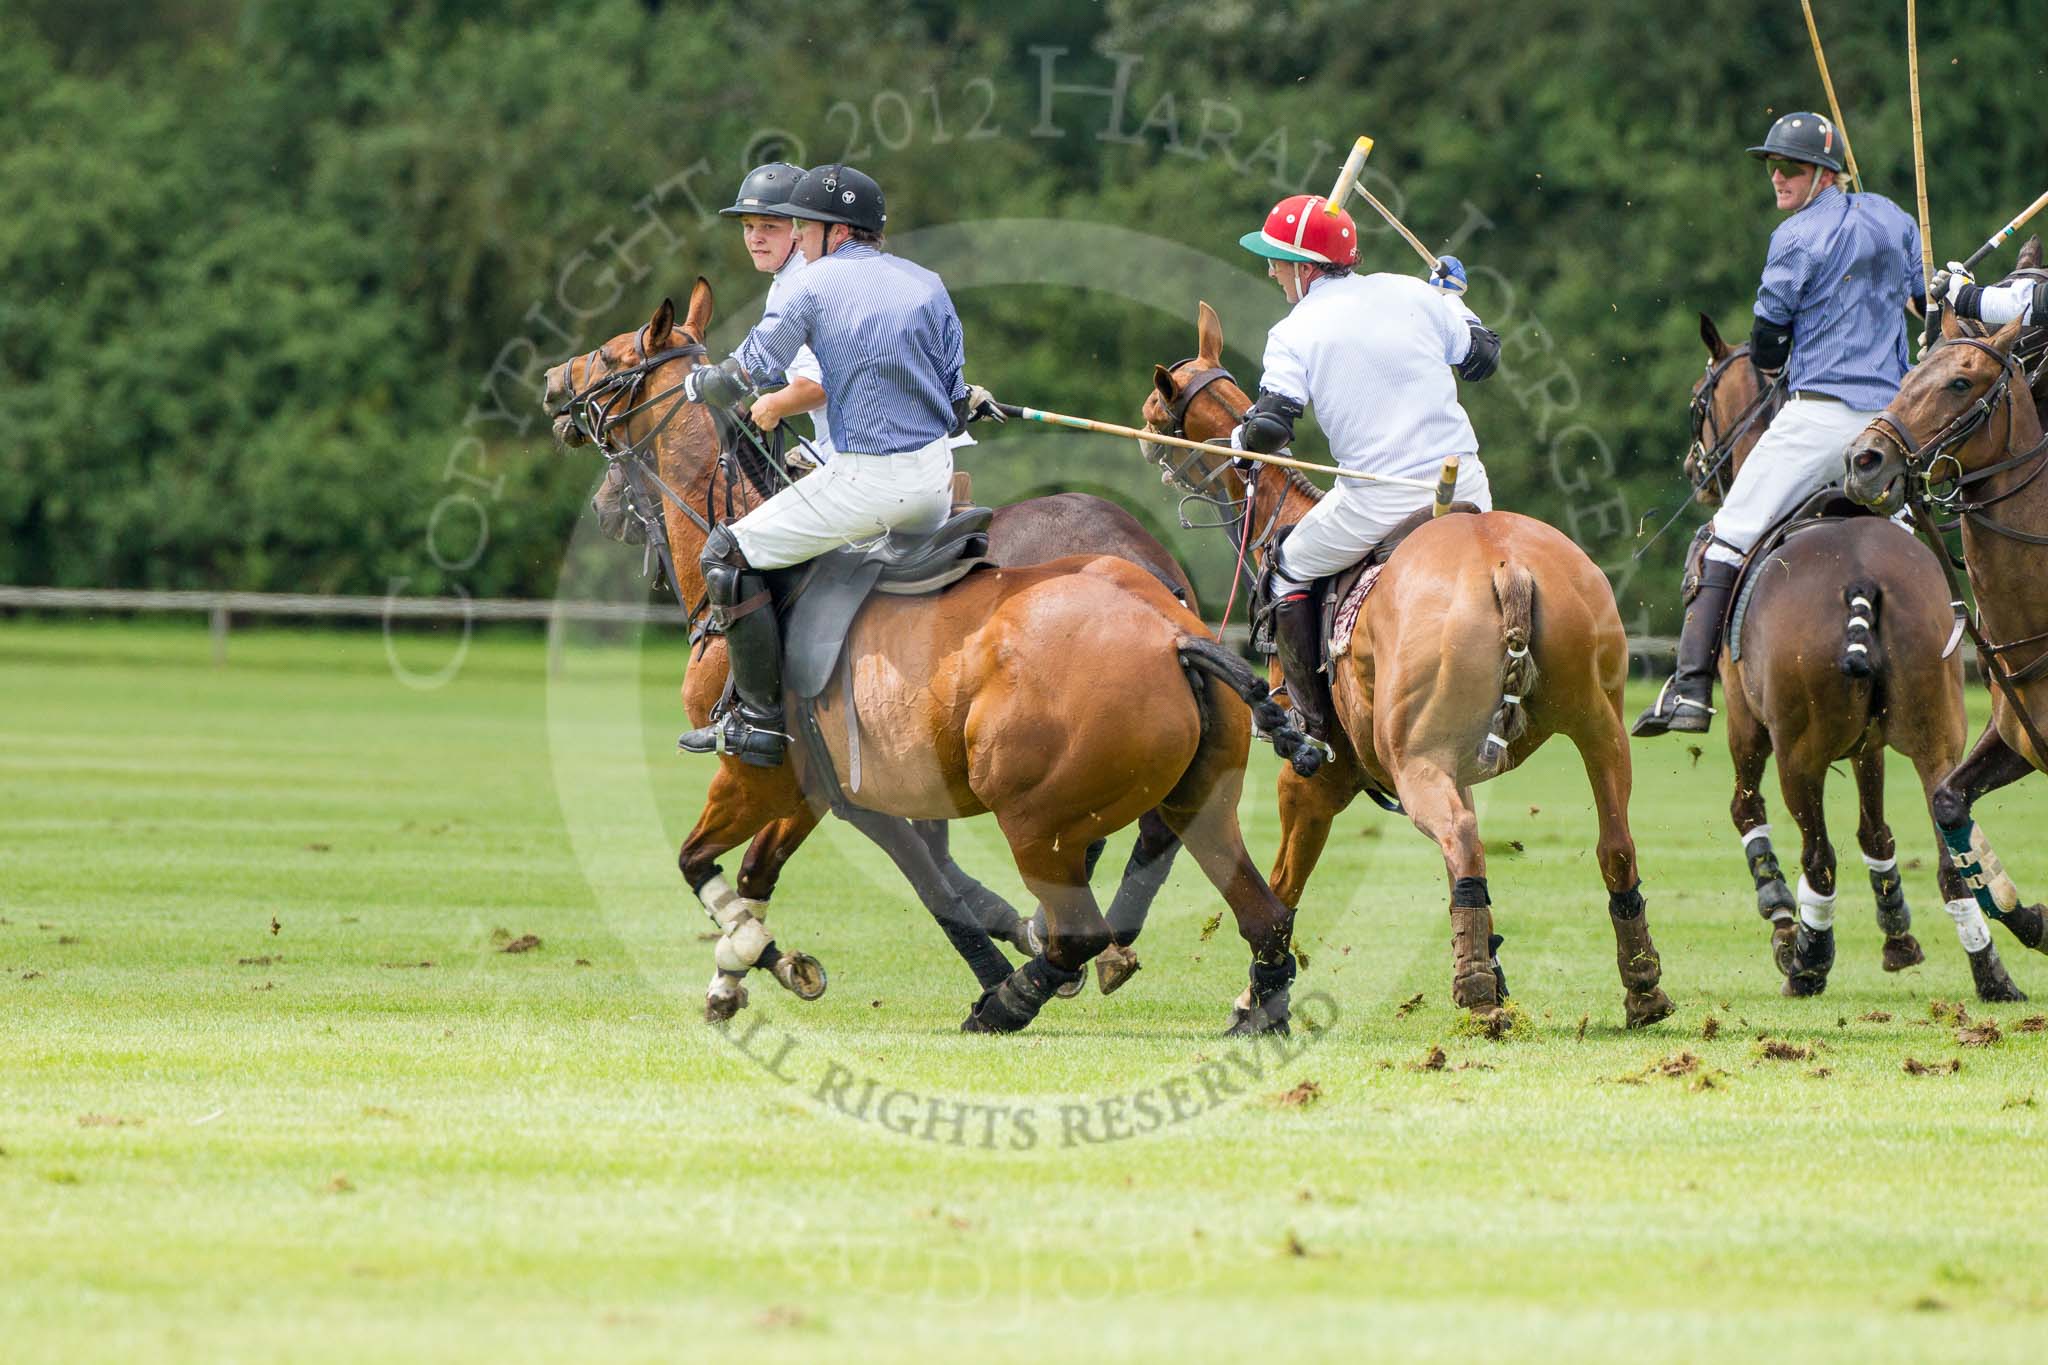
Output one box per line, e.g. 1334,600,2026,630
1686,344,1786,503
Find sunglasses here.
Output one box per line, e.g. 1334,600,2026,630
1767,159,1812,179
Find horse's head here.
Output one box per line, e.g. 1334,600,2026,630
1845,311,2028,514
1141,301,1255,496
541,278,715,452
1685,312,1777,508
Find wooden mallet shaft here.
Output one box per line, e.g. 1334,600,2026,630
1800,0,1863,193
995,404,1437,490
1325,136,1374,214
1962,188,2048,272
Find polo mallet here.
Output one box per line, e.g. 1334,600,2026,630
1956,188,2048,274
1326,134,1461,513
1908,0,1938,347
992,403,1438,492
1800,0,1863,193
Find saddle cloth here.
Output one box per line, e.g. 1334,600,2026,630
1314,502,1481,662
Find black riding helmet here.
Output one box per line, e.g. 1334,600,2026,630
782,164,886,233
718,162,806,218
1746,111,1846,173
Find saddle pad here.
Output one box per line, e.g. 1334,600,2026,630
1329,562,1386,659
784,556,989,701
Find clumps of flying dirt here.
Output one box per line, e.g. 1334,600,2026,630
270,917,281,935
325,1174,355,1195
2013,1014,2048,1034
1859,1010,1894,1023
76,1114,141,1128
20,970,43,981
1956,1019,2002,1047
753,1306,812,1331
575,958,592,968
1687,744,1704,768
499,934,542,955
1614,1051,1727,1090
1394,992,1425,1019
1929,999,1970,1026
1575,1014,1590,1042
1453,1000,1527,1041
1269,1080,1323,1108
1753,1038,1815,1063
1280,1228,1333,1259
1806,1067,1832,1079
1198,912,1222,943
1903,1057,1962,1076
1406,1045,1448,1072
304,842,331,852
1701,1016,1721,1041
1289,937,1311,970
380,961,433,970
238,955,281,967
2001,1092,2036,1111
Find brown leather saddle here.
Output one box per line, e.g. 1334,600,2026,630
1681,485,1884,663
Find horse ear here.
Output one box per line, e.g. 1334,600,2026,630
1992,317,2027,356
684,275,714,339
1196,300,1223,365
1699,312,1728,360
647,297,675,349
1153,364,1178,404
2019,234,2043,272
1941,306,1965,341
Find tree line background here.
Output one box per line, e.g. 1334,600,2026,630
5,0,2042,630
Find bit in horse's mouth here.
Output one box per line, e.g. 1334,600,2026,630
551,413,584,447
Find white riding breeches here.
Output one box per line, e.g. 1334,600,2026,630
730,436,955,570
1705,397,1881,565
1274,456,1492,590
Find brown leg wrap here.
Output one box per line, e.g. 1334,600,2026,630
1609,885,1675,1028
1449,902,1500,1011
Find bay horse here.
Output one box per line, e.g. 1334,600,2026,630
1685,314,2026,1001
1843,305,2048,968
1142,303,1674,1029
544,282,1308,1033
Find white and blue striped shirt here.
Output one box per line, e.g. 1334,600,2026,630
735,241,967,456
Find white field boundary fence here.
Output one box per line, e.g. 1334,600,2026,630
0,585,1684,674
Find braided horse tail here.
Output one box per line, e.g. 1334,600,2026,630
1475,562,1540,778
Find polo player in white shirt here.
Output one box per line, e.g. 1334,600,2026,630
1235,193,1503,741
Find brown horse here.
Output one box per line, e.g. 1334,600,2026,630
1687,314,2025,1001
1142,302,1673,1028
543,281,1307,1033
1844,306,2048,965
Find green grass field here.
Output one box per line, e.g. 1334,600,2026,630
4,618,2046,1363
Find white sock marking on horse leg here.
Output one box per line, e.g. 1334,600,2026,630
1946,897,1994,953
1797,874,1836,932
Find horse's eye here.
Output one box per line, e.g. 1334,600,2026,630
1949,377,1973,393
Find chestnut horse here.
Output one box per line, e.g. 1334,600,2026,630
1142,303,1673,1029
1685,314,2026,1001
544,282,1306,1033
1844,306,2048,966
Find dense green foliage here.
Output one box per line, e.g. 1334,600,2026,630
4,619,2048,1360
4,1,2041,625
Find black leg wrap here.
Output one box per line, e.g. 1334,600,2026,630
935,907,1017,991
1225,954,1295,1037
1785,923,1835,996
1607,883,1645,921
1452,875,1491,909
2005,904,2048,951
962,954,1079,1033
1488,932,1510,998
1105,831,1179,946
1870,865,1911,937
1747,837,1796,919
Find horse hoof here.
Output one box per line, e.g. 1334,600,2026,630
1450,968,1499,1013
1769,917,1799,977
1780,972,1828,998
1969,946,2028,1003
1096,943,1142,995
1625,988,1675,1029
704,983,749,1023
769,952,827,1001
1223,988,1290,1036
1881,933,1925,973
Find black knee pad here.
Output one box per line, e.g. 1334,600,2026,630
1608,882,1645,920
1452,876,1490,909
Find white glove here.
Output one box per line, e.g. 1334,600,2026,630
1929,260,1974,308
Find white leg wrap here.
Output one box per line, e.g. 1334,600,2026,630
699,875,774,973
1968,826,2022,913
1741,824,1772,849
1797,874,1836,931
1946,897,1994,954
1861,853,1897,873
698,874,744,929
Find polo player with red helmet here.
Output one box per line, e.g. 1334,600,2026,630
1237,193,1502,742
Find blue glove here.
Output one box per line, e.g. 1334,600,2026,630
1428,255,1468,295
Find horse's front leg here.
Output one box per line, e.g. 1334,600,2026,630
681,765,822,1022
1932,721,2048,954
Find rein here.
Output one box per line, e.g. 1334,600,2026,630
1146,358,1319,572
1687,344,1786,502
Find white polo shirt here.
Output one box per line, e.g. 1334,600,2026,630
1258,271,1481,483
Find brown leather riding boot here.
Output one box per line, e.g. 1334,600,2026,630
1272,589,1333,741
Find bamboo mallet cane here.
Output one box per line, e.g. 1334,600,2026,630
1800,0,1864,193
1325,135,1461,514
991,404,1437,491
1908,0,1938,345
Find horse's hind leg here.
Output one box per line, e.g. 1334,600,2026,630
838,809,1015,995
1268,751,1362,911
1912,747,2028,1002
1932,722,2048,956
961,827,1109,1035
1851,745,1924,972
1395,762,1506,1019
1161,786,1298,1036
1776,752,1839,997
1726,680,1796,942
679,767,819,1022
1093,810,1181,994
1573,716,1674,1029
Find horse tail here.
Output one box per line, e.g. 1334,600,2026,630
1841,581,1880,680
1476,562,1539,778
1175,636,1324,779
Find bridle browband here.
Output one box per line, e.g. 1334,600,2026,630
1686,343,1786,503
1145,357,1323,571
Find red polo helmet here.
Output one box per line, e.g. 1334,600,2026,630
1239,194,1359,267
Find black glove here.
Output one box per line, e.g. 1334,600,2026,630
682,356,754,407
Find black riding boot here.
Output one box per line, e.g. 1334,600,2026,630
1632,557,1738,737
679,552,787,767
1272,588,1333,742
